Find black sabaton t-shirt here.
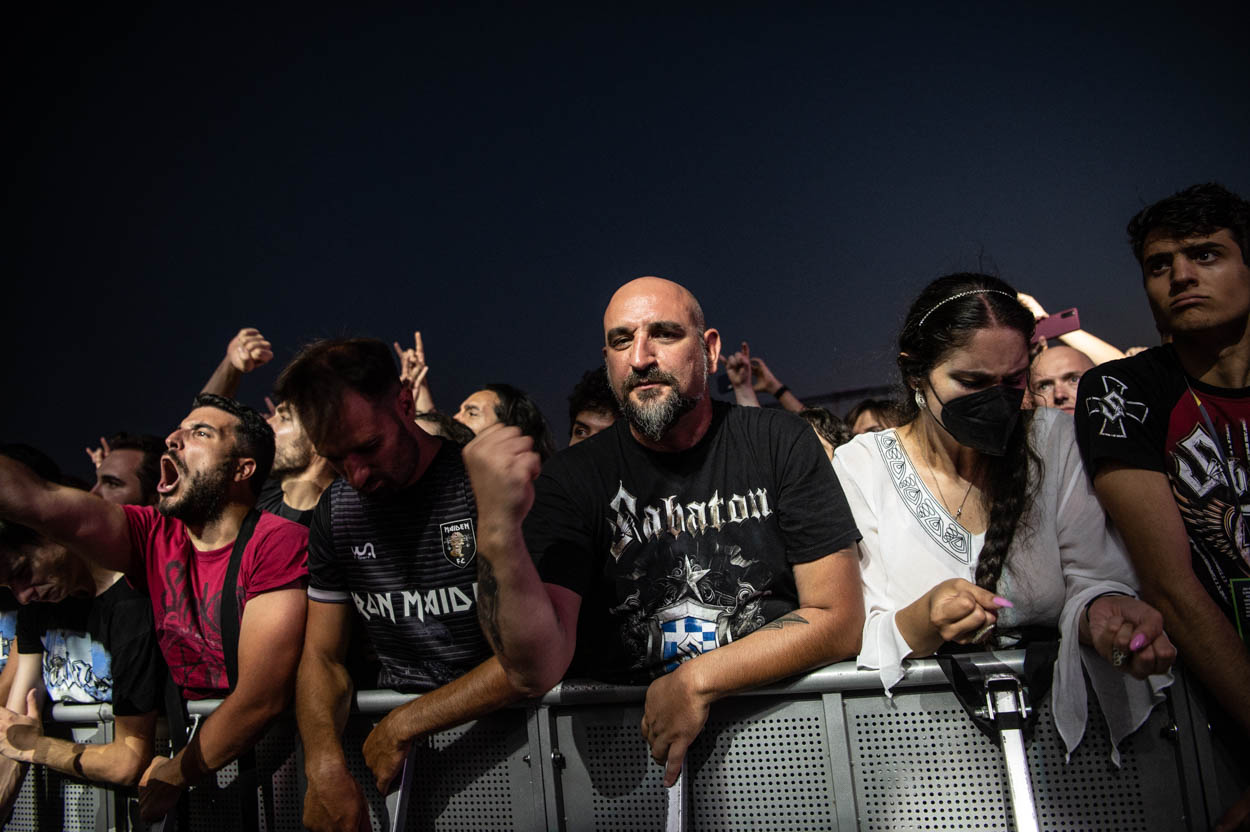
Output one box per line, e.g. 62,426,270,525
308,440,491,692
524,401,861,684
17,578,164,716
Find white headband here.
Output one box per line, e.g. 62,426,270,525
917,289,1018,327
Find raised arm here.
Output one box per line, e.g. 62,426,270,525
1094,464,1250,729
138,586,306,822
751,355,806,412
295,599,369,832
1017,292,1124,365
724,342,762,407
462,425,580,696
0,457,133,573
642,548,863,785
200,328,274,398
394,331,436,414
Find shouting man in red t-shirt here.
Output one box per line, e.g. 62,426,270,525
0,393,308,821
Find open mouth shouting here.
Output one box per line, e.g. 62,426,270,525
157,453,185,496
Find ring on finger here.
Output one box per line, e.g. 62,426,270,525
1111,647,1127,667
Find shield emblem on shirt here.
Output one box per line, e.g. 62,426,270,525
440,519,477,568
657,599,724,673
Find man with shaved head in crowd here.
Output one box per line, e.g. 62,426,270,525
1031,345,1095,414
464,276,864,786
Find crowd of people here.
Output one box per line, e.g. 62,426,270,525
0,180,1247,830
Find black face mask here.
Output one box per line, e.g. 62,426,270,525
930,384,1024,456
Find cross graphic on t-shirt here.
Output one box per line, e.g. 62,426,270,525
1086,375,1150,439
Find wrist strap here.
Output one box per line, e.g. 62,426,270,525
773,385,790,400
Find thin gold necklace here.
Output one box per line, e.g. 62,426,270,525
920,451,975,521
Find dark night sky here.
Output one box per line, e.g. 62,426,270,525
4,2,1248,478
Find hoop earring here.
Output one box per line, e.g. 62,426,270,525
914,388,927,409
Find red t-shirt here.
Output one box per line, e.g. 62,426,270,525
123,505,309,699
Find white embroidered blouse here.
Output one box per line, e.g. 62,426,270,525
832,407,1169,760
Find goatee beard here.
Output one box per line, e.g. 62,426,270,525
614,368,699,442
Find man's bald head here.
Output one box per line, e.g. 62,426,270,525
604,276,705,336
1031,345,1094,414
601,276,720,448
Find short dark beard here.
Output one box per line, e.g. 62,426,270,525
158,457,233,527
270,436,313,479
613,368,699,442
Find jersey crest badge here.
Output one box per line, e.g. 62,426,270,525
440,519,477,568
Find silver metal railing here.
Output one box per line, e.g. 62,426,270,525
25,653,1229,831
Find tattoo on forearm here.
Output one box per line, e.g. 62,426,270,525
476,557,504,651
757,612,810,632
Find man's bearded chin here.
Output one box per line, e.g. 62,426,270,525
271,438,313,478
158,460,233,526
615,367,702,443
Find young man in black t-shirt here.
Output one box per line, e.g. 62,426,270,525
465,277,863,786
277,338,515,832
0,529,162,814
1074,182,1250,830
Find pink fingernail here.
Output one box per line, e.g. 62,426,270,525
993,597,1013,608
1130,634,1147,652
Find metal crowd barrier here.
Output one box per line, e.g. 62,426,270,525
8,653,1237,831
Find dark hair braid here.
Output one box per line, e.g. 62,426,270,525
897,273,1042,592
973,409,1041,593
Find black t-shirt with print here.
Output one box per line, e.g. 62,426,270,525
308,440,491,692
524,401,861,684
16,578,164,716
1076,345,1250,633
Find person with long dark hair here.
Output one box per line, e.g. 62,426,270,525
832,273,1175,758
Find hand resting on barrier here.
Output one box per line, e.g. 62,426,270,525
302,764,371,832
362,710,410,794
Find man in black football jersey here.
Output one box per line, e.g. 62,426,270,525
276,338,519,832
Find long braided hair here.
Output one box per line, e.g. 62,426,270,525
896,273,1043,593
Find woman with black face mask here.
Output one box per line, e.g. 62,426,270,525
832,273,1176,759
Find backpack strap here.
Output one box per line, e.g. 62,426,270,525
220,508,261,690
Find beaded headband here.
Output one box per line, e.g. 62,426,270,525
917,289,1017,327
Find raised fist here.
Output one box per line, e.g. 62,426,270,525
226,328,273,373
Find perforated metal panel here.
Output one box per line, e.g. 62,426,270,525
691,698,837,830
6,773,39,832
341,709,535,831
556,705,666,830
554,697,838,831
178,717,303,832
846,686,1186,831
